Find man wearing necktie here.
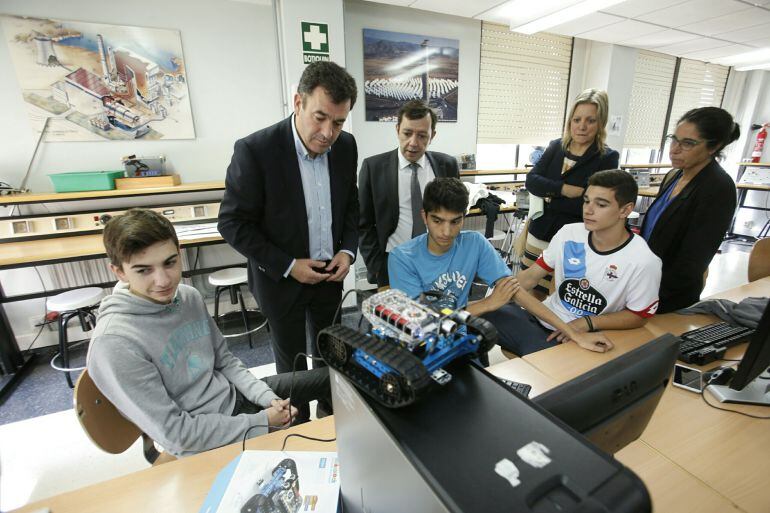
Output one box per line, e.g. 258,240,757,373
359,100,459,288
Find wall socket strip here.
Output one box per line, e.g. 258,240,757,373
1,202,221,241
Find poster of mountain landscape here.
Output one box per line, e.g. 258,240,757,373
363,28,459,122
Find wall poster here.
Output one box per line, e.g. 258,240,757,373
0,15,195,141
363,28,459,122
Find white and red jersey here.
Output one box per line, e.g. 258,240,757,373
536,223,661,329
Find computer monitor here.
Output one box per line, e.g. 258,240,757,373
534,334,679,454
708,300,770,406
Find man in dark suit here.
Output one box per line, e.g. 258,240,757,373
218,62,358,404
358,100,459,287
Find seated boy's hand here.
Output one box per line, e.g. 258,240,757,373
266,398,298,430
571,332,614,353
486,276,520,311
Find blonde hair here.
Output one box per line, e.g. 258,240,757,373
562,88,609,154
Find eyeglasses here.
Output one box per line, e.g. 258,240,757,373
665,134,704,151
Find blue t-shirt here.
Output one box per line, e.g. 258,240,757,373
642,177,679,241
388,231,511,310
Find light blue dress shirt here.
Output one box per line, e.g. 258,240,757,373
285,116,353,277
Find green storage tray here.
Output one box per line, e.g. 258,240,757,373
48,170,125,192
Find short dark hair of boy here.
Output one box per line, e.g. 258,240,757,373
297,61,358,109
423,177,469,215
397,100,437,131
588,169,638,207
103,209,179,268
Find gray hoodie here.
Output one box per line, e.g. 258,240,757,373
86,282,278,457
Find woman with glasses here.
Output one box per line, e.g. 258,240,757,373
641,107,740,313
523,89,619,296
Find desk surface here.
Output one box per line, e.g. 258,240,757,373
460,169,529,176
0,207,516,269
520,276,770,513
0,232,223,270
0,181,225,205
15,417,336,513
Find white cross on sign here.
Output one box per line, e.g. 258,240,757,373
304,25,327,51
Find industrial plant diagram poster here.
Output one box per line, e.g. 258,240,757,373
0,15,195,141
363,28,459,122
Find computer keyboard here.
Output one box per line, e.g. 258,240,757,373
498,378,532,397
678,322,755,365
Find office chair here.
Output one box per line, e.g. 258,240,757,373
73,369,175,466
748,238,770,282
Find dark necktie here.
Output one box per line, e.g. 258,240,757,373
410,162,426,237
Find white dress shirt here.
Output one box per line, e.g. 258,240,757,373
386,150,435,252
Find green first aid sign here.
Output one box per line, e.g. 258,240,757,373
302,22,330,63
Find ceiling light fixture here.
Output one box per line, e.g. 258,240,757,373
510,0,627,35
734,62,770,71
717,47,770,67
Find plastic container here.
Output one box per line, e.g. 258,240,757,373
48,170,125,192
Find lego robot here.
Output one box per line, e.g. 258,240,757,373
318,289,498,407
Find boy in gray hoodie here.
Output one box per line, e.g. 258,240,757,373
87,209,329,458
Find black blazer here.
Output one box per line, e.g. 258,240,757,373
525,138,619,241
358,149,459,285
641,159,736,313
218,116,359,319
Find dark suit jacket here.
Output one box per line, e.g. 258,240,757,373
525,138,619,242
641,159,736,313
218,116,359,319
358,149,459,285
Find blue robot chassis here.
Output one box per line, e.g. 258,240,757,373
318,289,498,407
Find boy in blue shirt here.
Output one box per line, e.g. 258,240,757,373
389,177,612,354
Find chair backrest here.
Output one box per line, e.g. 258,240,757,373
748,238,770,282
74,369,142,454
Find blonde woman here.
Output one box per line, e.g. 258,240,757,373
522,89,619,295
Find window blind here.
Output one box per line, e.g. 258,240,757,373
623,50,676,149
665,59,729,136
477,23,572,145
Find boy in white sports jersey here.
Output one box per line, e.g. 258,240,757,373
486,169,662,355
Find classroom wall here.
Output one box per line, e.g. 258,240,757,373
570,40,637,153
278,0,347,118
0,0,287,348
0,0,283,192
343,0,481,162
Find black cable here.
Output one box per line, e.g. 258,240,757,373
240,350,327,452
700,385,770,419
333,288,364,326
23,267,49,353
280,433,336,452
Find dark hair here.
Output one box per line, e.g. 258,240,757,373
297,61,358,109
423,177,469,214
397,100,437,131
588,169,638,207
103,209,179,268
678,107,740,159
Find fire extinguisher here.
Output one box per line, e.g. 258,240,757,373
751,123,768,163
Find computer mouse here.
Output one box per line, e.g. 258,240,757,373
707,367,736,386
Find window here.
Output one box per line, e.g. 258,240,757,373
477,23,573,146
623,50,676,150
665,59,730,138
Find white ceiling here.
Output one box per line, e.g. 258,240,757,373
365,0,770,66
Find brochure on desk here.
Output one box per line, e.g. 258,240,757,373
199,451,340,513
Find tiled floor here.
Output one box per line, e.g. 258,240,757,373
0,245,755,511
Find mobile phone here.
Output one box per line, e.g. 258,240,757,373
672,363,704,393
